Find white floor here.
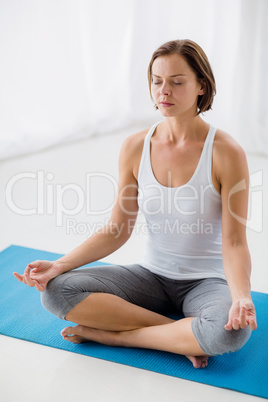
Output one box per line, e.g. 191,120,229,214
0,126,267,402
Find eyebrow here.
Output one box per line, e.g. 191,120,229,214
152,74,187,78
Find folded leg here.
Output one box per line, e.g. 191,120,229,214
182,278,252,356
41,264,174,330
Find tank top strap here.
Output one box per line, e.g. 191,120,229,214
138,121,161,184
200,125,217,186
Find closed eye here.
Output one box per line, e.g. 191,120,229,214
153,82,182,86
152,81,183,86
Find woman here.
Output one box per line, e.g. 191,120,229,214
14,39,257,369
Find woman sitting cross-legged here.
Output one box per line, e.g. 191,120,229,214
14,39,257,369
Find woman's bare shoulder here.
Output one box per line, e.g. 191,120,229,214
214,128,247,160
119,127,150,179
119,128,149,165
214,129,248,182
121,127,149,154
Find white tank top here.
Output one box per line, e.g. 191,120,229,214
137,122,225,280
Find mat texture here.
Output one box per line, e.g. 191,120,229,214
0,245,267,398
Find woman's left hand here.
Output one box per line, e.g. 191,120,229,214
225,298,257,331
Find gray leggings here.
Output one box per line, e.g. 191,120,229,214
41,263,251,356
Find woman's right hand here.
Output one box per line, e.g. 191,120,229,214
13,260,63,292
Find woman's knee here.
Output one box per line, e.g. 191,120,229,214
211,324,251,355
41,275,72,320
192,316,252,356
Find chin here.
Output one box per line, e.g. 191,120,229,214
158,106,174,114
159,110,179,118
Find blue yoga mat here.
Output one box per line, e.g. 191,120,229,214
0,245,267,399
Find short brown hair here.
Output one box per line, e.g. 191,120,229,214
148,39,216,114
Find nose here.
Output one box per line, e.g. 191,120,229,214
160,82,171,96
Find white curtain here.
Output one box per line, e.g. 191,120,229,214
0,0,267,159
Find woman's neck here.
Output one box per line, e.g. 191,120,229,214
158,116,209,144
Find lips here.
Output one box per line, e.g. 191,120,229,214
160,102,175,107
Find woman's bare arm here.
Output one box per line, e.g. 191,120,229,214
216,131,257,331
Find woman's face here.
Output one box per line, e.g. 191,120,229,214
151,54,204,117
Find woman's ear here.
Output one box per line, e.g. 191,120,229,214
198,80,206,95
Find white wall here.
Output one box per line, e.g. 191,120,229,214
0,0,267,159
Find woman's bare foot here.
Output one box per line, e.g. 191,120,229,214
61,325,209,368
61,325,115,345
61,325,89,344
186,355,209,369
